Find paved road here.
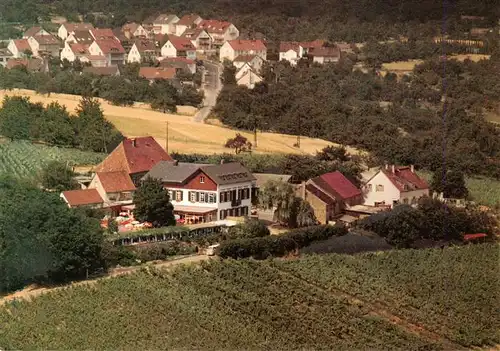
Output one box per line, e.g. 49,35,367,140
193,60,222,122
0,255,211,305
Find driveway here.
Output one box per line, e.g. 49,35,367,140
193,60,222,122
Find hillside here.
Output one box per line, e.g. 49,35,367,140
0,89,345,156
0,244,498,349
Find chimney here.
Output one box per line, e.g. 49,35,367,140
391,165,395,173
410,164,414,173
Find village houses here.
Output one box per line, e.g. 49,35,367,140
236,68,263,89
181,28,212,51
27,34,60,57
153,14,180,35
175,14,203,36
127,39,157,63
197,20,239,48
161,36,197,59
219,39,267,62
121,22,148,39
58,22,95,40
88,39,126,66
7,39,32,58
309,46,341,64
65,30,94,45
160,57,197,74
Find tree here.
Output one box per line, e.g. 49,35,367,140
0,95,43,141
40,161,79,192
221,60,237,86
226,218,270,239
225,133,252,154
0,176,105,292
149,79,178,113
316,145,350,162
134,178,176,227
291,197,317,228
430,168,469,199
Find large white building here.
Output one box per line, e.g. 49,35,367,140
362,165,430,208
219,39,266,62
144,161,256,224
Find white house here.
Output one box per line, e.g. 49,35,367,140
88,39,126,66
161,36,196,59
233,55,264,72
309,46,341,64
127,39,156,63
121,23,148,39
181,28,212,51
27,35,60,57
88,171,136,206
0,48,13,67
279,42,304,65
219,39,266,62
175,14,203,36
197,20,239,47
7,39,32,58
363,165,430,208
153,14,180,35
144,161,255,224
58,22,94,40
236,66,263,89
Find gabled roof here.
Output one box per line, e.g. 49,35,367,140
69,43,89,55
311,171,361,201
94,39,125,54
6,58,44,71
279,41,301,54
177,14,201,26
63,22,94,32
61,189,103,206
68,30,94,44
96,171,136,193
227,39,266,51
309,46,340,58
182,28,209,40
233,54,261,63
139,67,176,80
381,166,429,192
90,28,117,41
144,161,205,183
95,136,173,175
306,183,336,205
32,34,59,45
132,39,156,52
122,22,142,34
11,39,31,52
167,36,196,51
154,14,179,24
197,20,233,34
24,26,45,38
83,66,120,76
201,162,256,185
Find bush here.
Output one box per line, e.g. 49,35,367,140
217,224,347,259
226,219,270,239
130,242,197,262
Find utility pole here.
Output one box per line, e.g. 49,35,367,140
165,122,169,153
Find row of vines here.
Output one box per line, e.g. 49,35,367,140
0,140,105,178
3,245,497,349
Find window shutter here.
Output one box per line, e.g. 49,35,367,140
188,191,193,202
196,192,200,202
205,192,209,203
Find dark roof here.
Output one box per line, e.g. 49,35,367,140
201,162,256,185
154,14,178,24
24,26,45,38
311,171,361,201
83,66,120,76
309,46,340,58
33,34,59,45
133,38,156,52
62,189,103,206
177,14,201,26
69,30,94,44
95,136,173,175
305,183,335,204
96,171,136,193
144,161,205,183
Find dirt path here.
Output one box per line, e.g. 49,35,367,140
0,255,210,306
273,265,465,350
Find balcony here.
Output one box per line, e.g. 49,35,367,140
231,198,242,207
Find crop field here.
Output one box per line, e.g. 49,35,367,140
0,140,105,178
419,171,500,208
0,244,497,349
0,89,348,156
381,55,491,75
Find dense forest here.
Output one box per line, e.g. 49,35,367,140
1,0,499,41
214,55,500,178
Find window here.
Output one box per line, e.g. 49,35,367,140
376,184,384,192
168,190,173,199
411,197,417,205
200,192,206,202
200,176,205,184
403,198,409,204
190,192,196,202
175,191,182,201
367,184,372,192
208,193,216,203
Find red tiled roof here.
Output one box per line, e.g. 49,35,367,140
168,36,196,51
233,54,259,62
33,34,59,45
94,39,125,54
133,39,156,52
463,233,487,241
300,39,325,49
228,39,266,51
62,189,103,206
312,171,361,201
24,26,44,38
68,30,94,43
279,41,301,53
6,58,43,71
382,167,429,192
309,46,341,58
177,14,201,26
306,183,335,205
96,171,136,193
182,28,207,40
90,28,117,41
95,136,173,174
70,43,89,54
122,23,140,34
197,20,232,33
64,23,94,32
12,39,31,52
139,67,176,80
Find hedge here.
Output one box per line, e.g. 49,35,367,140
217,224,347,259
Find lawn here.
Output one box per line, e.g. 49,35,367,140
0,244,497,349
0,140,105,178
0,89,349,156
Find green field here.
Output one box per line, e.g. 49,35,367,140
0,140,105,178
419,171,500,208
1,244,498,350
